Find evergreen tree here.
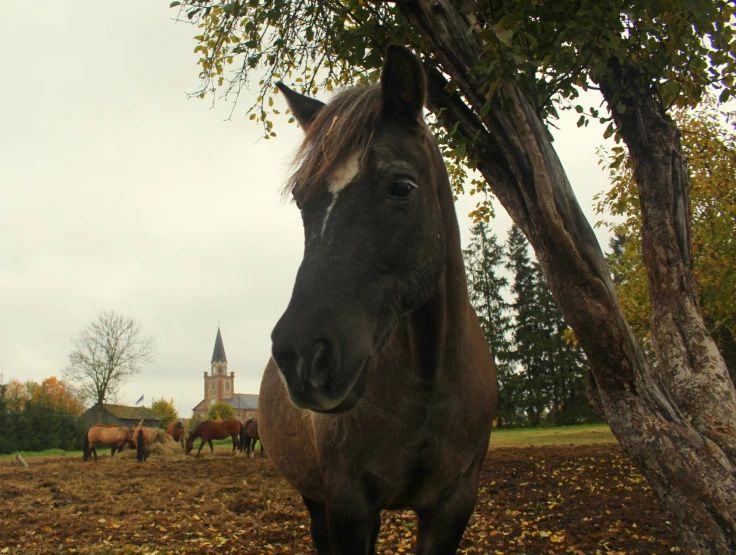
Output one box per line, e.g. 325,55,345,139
463,221,510,359
506,225,550,426
531,263,594,425
506,225,596,426
463,221,517,426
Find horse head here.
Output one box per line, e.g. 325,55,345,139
271,45,446,413
184,433,194,455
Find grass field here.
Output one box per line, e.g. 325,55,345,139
0,448,84,460
491,423,615,448
1,425,613,460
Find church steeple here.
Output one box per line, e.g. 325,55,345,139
210,327,228,377
199,326,238,414
211,327,227,364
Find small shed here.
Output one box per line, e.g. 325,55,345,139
82,403,161,428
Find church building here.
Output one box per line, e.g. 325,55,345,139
191,328,259,422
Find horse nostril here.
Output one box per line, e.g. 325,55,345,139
310,339,334,388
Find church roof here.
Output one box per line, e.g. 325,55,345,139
211,327,227,364
226,394,259,410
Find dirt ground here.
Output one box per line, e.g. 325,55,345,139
0,443,679,555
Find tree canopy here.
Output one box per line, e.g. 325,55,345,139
63,311,157,405
207,400,235,421
151,398,180,429
173,0,735,215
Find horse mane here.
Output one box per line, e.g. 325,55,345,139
285,85,382,204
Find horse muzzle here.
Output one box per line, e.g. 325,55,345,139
271,328,370,413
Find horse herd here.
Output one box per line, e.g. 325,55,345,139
82,417,263,463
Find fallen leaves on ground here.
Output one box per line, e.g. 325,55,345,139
0,444,678,554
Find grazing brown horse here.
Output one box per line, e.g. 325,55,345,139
185,420,245,457
259,45,497,554
166,420,186,448
83,424,134,462
244,418,264,458
131,421,152,462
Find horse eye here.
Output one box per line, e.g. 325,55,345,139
388,180,417,199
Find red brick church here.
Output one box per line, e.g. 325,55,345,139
191,328,258,422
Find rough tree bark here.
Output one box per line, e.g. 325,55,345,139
392,0,736,552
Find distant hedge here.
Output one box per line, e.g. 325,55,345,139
0,389,86,454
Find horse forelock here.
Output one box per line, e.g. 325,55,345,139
285,86,382,204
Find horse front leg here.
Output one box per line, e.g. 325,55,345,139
196,440,205,457
415,466,481,555
208,439,214,454
325,496,380,555
302,496,331,555
231,435,237,455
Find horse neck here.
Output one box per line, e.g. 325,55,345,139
406,140,470,378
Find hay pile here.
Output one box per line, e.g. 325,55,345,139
112,428,186,461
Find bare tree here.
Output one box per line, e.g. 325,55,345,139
63,310,157,405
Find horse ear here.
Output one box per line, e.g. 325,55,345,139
380,44,426,124
276,82,325,131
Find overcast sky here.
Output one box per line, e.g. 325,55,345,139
0,0,615,417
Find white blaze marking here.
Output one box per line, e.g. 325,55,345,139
327,152,361,194
321,152,361,237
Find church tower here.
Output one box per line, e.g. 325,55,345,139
203,327,235,409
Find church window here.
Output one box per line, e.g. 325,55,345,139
211,382,216,390
225,382,230,392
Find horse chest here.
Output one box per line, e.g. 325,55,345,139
361,403,475,510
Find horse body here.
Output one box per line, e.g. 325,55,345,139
166,421,186,447
83,424,134,462
185,420,244,457
259,45,497,554
244,418,264,458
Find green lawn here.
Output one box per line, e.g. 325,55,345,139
1,427,611,460
490,423,616,448
0,448,84,460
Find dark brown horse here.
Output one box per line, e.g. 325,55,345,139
185,420,245,457
259,45,497,554
83,424,135,462
166,420,186,448
131,421,153,462
244,418,264,458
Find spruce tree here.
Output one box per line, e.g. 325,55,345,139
463,221,509,359
531,263,593,424
506,225,550,426
506,225,596,426
463,221,516,426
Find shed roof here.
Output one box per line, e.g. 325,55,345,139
91,403,160,421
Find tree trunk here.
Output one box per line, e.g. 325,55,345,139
599,67,736,460
394,0,736,551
